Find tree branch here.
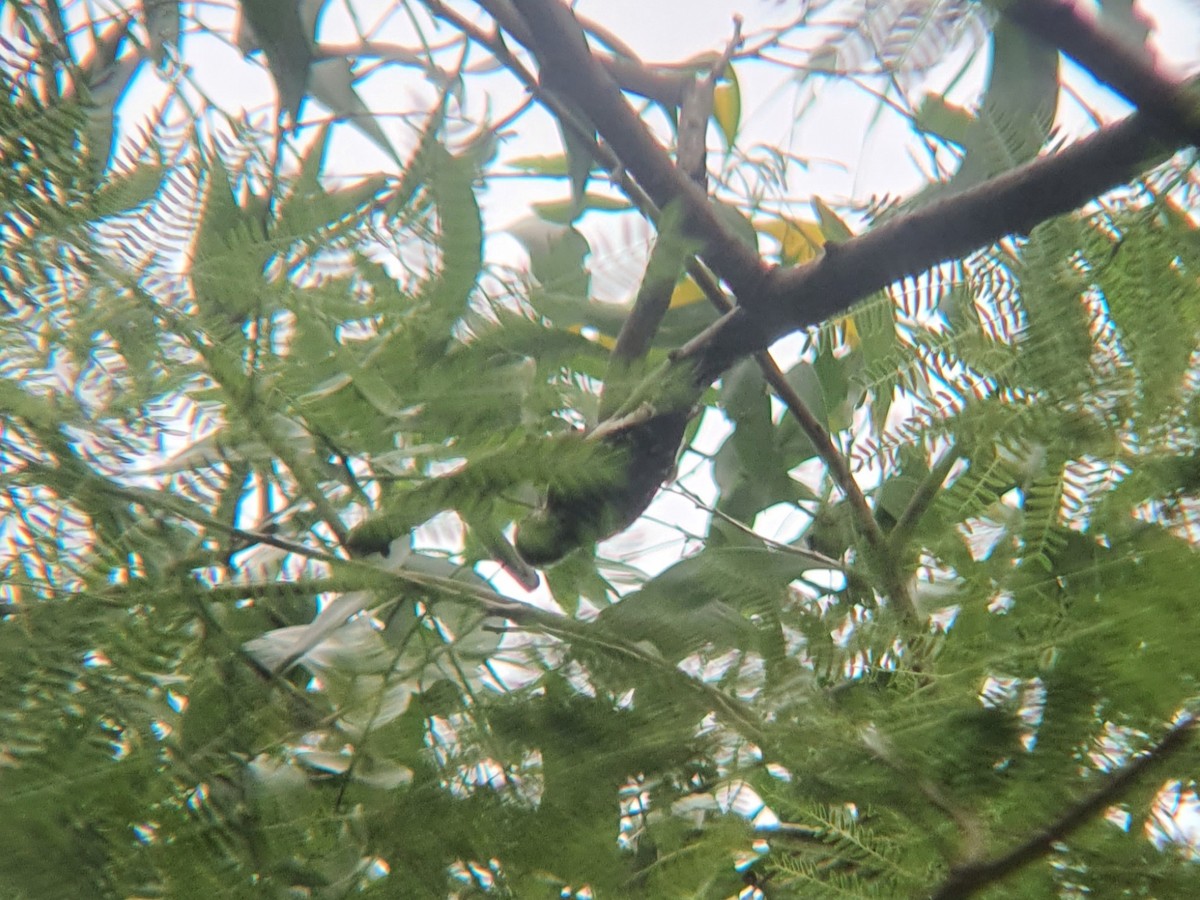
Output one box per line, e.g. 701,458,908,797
756,348,917,620
1005,0,1200,148
503,0,916,606
506,1,1182,387
889,446,962,556
473,0,689,105
679,109,1174,384
928,714,1198,900
508,0,770,300
491,0,1187,573
674,258,916,614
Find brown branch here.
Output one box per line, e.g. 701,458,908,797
677,17,741,187
758,348,916,620
928,714,1198,900
679,256,915,615
535,4,907,611
427,0,536,86
431,0,669,214
769,116,1167,314
1005,0,1200,148
483,0,1187,576
502,0,911,602
505,1,1181,385
509,0,770,300
888,445,962,556
473,0,688,105
678,108,1174,384
599,230,686,422
670,482,845,570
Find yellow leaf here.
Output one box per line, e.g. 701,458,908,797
839,315,860,350
712,66,741,148
669,275,707,308
755,217,825,265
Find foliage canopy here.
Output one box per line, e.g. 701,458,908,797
1,1,1200,897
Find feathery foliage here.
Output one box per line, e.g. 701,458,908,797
1,1,1199,898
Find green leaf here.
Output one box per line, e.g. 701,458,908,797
813,340,865,433
237,0,314,120
557,118,596,223
309,57,401,165
812,196,854,243
1099,0,1151,51
599,543,814,661
425,143,484,319
715,357,800,521
713,198,759,250
532,191,633,223
914,93,976,145
507,153,574,175
906,16,1058,208
510,218,592,299
92,163,166,215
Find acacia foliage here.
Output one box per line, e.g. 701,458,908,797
1,1,1199,897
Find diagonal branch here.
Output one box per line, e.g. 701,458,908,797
929,714,1198,900
507,0,1185,387
756,348,916,620
889,445,963,556
509,0,770,300
1005,0,1200,148
493,0,1190,573
474,0,690,105
503,0,915,611
679,108,1175,383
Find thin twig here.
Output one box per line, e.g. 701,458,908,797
469,0,913,614
866,726,987,863
510,0,770,299
756,347,917,621
495,0,1187,608
473,0,691,105
928,714,1198,900
90,475,775,744
888,445,963,555
669,482,844,570
673,255,912,615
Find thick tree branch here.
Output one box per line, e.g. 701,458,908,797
928,715,1198,900
680,110,1173,383
499,0,906,600
505,1,1181,387
762,116,1171,325
1005,0,1200,148
430,0,670,226
509,0,770,301
474,0,688,105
